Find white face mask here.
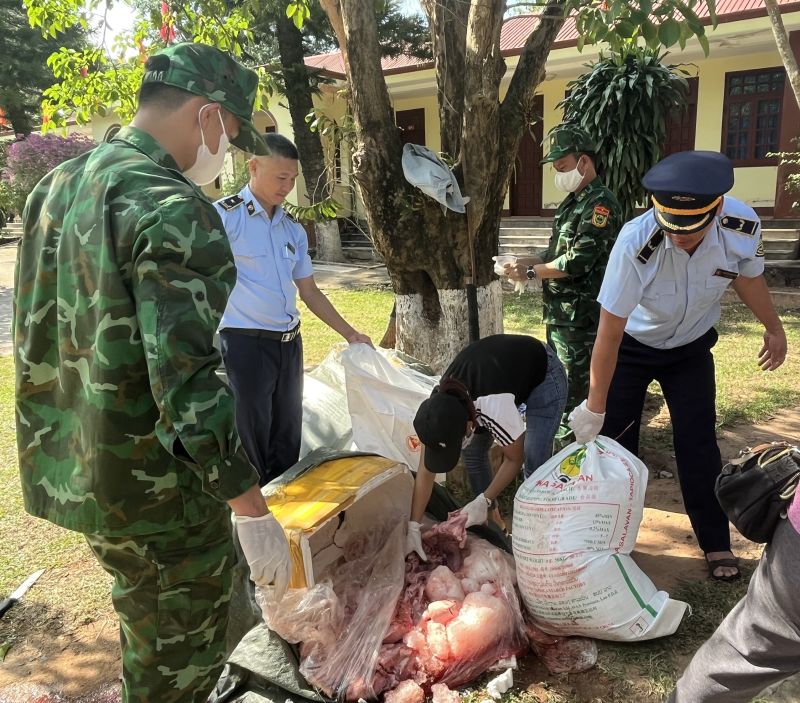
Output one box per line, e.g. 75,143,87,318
183,105,229,186
554,160,585,193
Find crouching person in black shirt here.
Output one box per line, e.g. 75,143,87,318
405,334,567,560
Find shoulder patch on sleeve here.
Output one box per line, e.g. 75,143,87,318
636,228,664,264
756,235,765,257
219,195,244,211
720,215,759,236
591,204,611,228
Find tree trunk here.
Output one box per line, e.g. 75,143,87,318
764,0,800,110
314,219,345,261
323,0,567,368
5,101,32,136
396,281,503,372
421,0,469,159
275,11,345,261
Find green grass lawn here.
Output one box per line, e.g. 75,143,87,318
0,288,798,700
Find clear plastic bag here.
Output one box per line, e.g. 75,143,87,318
258,580,344,650
262,513,529,700
296,523,407,700
491,255,534,295
384,516,529,695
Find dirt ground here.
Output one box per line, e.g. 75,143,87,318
1,407,799,703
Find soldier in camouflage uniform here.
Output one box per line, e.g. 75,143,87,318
507,125,621,449
14,43,292,703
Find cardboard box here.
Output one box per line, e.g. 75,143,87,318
266,455,413,588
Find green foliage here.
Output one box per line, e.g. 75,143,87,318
771,139,800,209
285,195,342,222
561,47,690,221
566,0,714,56
41,47,143,128
0,0,87,135
286,0,310,30
25,0,274,133
221,164,251,196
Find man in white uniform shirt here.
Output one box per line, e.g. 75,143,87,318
568,151,787,581
216,134,372,486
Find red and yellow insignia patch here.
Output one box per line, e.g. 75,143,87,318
591,204,610,228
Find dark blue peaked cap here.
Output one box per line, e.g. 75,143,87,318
644,151,734,235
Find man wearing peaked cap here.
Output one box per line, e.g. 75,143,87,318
567,150,787,583
505,123,622,450
14,42,290,702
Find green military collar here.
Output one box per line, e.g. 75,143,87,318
574,177,605,203
112,126,182,173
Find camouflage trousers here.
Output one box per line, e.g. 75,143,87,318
85,510,235,703
546,324,597,450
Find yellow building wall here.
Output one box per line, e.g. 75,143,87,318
539,77,573,210
691,51,784,208
378,40,792,214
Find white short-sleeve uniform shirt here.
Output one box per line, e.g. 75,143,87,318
598,196,764,350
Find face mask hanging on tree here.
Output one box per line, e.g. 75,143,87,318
184,104,229,186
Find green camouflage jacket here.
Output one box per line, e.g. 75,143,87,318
14,126,258,537
542,178,622,329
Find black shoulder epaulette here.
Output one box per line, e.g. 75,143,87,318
720,215,759,236
219,194,244,211
636,228,664,264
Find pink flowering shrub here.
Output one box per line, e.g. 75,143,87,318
3,132,96,214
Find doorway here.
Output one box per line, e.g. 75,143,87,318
510,95,544,216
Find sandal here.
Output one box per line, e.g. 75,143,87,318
705,555,741,582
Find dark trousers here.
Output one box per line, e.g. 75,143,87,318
219,330,303,487
670,519,800,702
601,328,730,553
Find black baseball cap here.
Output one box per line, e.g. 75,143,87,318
413,393,470,474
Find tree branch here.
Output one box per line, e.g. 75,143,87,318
500,0,568,149
421,0,469,160
318,0,348,66
764,0,800,111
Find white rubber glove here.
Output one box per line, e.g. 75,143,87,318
235,514,291,602
568,400,606,445
406,521,427,561
462,493,490,528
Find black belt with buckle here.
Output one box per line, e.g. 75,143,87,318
222,323,300,342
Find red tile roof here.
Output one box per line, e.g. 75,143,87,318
305,0,800,77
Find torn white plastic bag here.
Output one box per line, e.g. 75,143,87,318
340,344,439,469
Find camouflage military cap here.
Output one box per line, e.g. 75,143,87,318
541,124,596,163
142,42,268,156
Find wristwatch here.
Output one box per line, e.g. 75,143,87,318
526,265,537,280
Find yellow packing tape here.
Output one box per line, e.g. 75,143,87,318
266,455,399,588
268,455,397,530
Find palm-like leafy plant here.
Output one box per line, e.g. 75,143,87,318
560,46,690,221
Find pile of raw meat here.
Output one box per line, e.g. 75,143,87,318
260,513,596,701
